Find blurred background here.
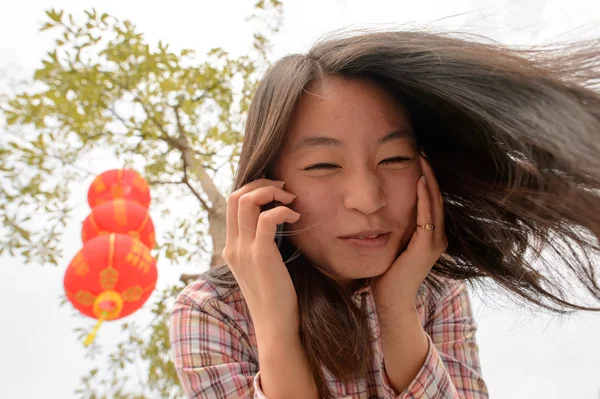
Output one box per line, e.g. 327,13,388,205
1,0,599,398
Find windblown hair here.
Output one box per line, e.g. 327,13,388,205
204,28,600,398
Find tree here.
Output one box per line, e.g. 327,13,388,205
0,2,282,397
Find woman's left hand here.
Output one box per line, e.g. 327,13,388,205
371,153,448,313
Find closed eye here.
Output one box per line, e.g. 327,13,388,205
304,163,338,171
380,156,411,165
304,157,411,171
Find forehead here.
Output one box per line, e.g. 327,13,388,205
285,75,412,143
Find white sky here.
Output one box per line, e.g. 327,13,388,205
1,0,600,398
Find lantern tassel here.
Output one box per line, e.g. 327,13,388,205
83,317,105,347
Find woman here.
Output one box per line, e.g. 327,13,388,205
169,29,600,399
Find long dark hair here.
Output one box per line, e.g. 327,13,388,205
204,29,600,398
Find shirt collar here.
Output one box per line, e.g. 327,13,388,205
351,278,372,297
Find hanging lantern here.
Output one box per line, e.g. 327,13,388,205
88,168,151,209
82,199,156,249
64,233,158,346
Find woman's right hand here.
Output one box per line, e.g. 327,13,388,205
222,179,302,336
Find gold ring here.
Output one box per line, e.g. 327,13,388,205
417,223,435,231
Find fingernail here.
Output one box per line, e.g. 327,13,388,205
421,175,427,184
287,211,301,222
276,180,285,187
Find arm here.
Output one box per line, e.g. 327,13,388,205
169,294,317,399
377,300,430,395
379,281,488,399
255,324,318,399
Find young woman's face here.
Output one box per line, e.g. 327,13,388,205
273,75,422,286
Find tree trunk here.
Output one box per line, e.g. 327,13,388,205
207,206,227,267
178,143,228,285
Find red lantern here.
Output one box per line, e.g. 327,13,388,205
88,168,151,209
64,233,158,345
82,199,156,249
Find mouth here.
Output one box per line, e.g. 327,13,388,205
340,230,390,239
339,231,391,250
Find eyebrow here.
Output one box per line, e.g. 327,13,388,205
292,128,414,152
377,129,414,145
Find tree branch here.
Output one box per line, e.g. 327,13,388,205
170,104,227,211
109,107,136,130
134,96,177,146
147,179,185,187
190,80,224,103
129,96,226,216
182,156,210,211
173,103,186,140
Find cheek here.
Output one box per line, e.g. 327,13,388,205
283,184,341,255
385,172,419,210
289,188,335,229
384,173,420,242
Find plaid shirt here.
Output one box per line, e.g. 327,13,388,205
169,276,488,399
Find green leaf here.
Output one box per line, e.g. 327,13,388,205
40,22,54,32
45,9,63,23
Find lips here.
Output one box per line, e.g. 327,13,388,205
340,230,389,239
339,231,391,250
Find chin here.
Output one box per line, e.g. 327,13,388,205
370,259,396,278
336,255,396,281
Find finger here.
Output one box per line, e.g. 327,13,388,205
226,179,285,245
238,185,297,244
255,206,301,249
419,154,445,232
415,175,434,241
419,154,443,208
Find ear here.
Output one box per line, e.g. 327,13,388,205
263,164,278,180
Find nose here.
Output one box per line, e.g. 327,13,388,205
342,170,387,215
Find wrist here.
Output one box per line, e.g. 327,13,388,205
256,326,318,399
372,278,418,309
254,320,301,343
372,288,420,328
256,330,303,360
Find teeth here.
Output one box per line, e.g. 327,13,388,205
357,235,378,239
